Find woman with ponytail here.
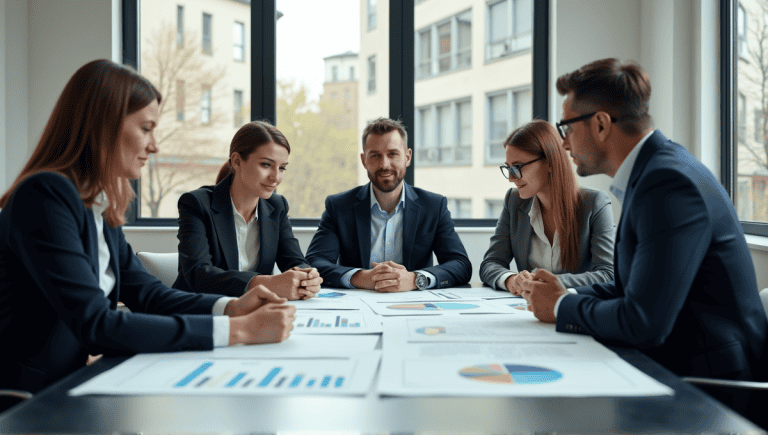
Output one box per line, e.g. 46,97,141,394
173,121,322,299
479,120,615,294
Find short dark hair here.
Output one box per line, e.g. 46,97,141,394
361,117,408,150
556,58,652,136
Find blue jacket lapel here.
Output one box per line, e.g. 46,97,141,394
403,183,420,268
211,175,239,270
355,185,372,268
256,198,277,273
102,225,120,308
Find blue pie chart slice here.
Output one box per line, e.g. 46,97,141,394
459,364,562,384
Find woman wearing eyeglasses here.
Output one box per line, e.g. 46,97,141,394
479,120,615,295
173,121,322,300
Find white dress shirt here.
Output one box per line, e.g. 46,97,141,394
496,195,562,289
92,193,232,347
230,195,260,271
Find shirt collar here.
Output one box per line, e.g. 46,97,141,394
370,182,406,213
230,195,259,224
91,191,109,216
609,130,655,205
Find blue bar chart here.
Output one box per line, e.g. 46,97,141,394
294,313,365,329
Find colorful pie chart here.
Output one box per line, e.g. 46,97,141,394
459,364,563,384
317,292,346,298
415,326,446,335
388,302,479,311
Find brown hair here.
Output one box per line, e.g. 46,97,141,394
0,59,161,227
215,121,291,184
361,117,408,150
504,120,582,272
556,58,652,137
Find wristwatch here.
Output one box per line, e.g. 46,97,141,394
414,271,429,290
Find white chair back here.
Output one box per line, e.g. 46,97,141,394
760,288,768,318
136,252,179,288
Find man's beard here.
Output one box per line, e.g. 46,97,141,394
369,169,404,193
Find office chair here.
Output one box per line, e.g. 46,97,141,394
682,288,768,429
135,252,179,288
0,389,32,413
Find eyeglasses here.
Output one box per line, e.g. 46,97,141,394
556,112,617,139
500,156,545,179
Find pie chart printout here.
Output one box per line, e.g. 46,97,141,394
415,326,446,335
459,364,563,384
317,292,346,298
387,303,479,311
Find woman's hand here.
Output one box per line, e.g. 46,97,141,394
505,270,534,296
249,269,321,300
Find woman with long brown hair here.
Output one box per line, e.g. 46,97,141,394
479,119,615,294
0,60,295,395
173,121,322,299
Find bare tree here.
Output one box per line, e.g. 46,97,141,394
140,23,229,217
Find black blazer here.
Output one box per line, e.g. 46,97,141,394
305,182,472,288
0,173,220,393
173,174,309,296
557,131,767,380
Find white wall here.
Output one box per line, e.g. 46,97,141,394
2,0,30,193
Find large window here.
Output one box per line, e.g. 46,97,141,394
128,0,545,223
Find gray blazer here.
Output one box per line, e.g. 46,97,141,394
480,187,615,289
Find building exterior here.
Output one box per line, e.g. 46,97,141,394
321,51,360,130
359,0,533,219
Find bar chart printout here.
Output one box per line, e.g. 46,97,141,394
69,354,380,396
295,313,363,328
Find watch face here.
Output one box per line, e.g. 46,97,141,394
416,273,428,289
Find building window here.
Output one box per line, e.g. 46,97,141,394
416,98,471,166
368,0,377,31
485,199,504,219
349,66,355,80
233,89,243,127
738,4,748,59
176,5,184,48
332,65,338,82
345,89,351,100
487,0,532,61
176,80,185,122
201,85,212,124
233,21,245,62
202,13,213,55
447,198,472,218
486,87,531,163
416,10,472,79
739,92,747,140
367,55,376,94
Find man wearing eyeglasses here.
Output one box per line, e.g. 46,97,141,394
306,117,472,292
521,59,767,388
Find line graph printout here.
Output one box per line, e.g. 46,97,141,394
293,309,382,334
69,353,380,396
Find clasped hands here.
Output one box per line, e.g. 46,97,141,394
506,269,568,324
351,261,418,292
225,284,296,345
250,267,323,300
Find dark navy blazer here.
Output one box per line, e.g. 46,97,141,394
305,182,472,288
557,131,767,380
0,173,220,393
173,174,309,296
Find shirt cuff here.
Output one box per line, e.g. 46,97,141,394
416,270,437,289
212,297,237,316
341,268,362,288
212,316,230,347
497,272,515,291
553,288,578,318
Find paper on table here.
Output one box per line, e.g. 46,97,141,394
355,288,479,303
70,352,381,397
365,299,516,316
293,307,382,334
289,289,368,310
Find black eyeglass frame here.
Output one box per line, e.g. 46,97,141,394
500,156,546,179
556,112,618,139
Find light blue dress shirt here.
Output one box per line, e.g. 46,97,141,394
340,183,436,289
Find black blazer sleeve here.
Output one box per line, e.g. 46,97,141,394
305,194,357,287
419,195,472,288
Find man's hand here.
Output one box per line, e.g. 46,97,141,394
225,284,286,317
350,268,376,290
371,261,416,292
519,269,568,323
290,266,323,299
228,303,296,345
504,270,534,295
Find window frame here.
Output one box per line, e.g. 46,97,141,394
415,97,472,167
415,9,473,80
123,0,549,227
233,20,245,62
176,5,184,48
